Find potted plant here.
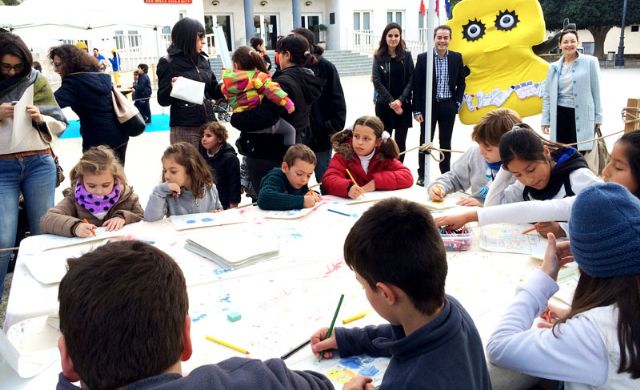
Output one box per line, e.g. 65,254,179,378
312,24,328,48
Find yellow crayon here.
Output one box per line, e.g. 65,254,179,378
342,312,367,324
205,335,249,354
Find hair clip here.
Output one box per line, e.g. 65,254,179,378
304,50,311,56
381,131,391,141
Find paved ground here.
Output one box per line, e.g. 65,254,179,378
1,68,639,326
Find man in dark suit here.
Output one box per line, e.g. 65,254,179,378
413,25,466,183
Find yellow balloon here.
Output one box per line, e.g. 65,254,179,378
446,0,549,124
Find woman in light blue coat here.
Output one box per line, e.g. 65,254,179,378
542,30,602,152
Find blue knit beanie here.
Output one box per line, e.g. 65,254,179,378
569,183,640,278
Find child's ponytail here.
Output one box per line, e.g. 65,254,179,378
231,45,268,73
377,130,400,160
331,128,355,159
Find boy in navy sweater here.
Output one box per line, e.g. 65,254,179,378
56,241,332,390
311,198,491,389
257,144,321,210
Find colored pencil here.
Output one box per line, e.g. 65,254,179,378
280,339,311,360
328,208,351,217
521,226,537,235
320,294,344,359
205,335,249,354
345,169,357,186
342,311,367,324
82,218,96,236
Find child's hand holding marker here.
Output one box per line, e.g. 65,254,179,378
304,190,321,208
75,218,97,238
310,326,337,359
429,184,446,202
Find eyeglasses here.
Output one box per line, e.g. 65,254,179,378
0,62,25,72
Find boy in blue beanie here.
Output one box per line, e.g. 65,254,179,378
310,198,491,389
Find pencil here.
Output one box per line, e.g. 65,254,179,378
521,226,537,235
205,335,249,354
82,218,96,236
328,208,351,217
320,293,344,359
280,339,311,360
342,311,367,324
345,169,357,186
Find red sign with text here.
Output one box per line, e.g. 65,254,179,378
144,0,192,3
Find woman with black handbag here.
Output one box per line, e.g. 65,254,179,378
0,33,67,293
156,17,223,150
50,44,129,164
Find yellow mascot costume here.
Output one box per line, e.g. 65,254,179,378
447,0,549,124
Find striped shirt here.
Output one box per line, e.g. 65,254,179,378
434,50,451,100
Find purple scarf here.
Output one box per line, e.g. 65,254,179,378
75,180,122,219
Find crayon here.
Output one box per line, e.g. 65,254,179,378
342,312,367,324
521,226,537,235
82,218,96,236
205,335,249,354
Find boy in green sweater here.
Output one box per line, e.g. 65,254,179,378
257,144,321,210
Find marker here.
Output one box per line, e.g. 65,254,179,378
521,226,537,235
82,218,96,236
342,311,367,324
280,339,311,360
205,335,249,354
320,294,344,359
328,208,351,217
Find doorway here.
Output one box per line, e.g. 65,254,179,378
254,14,279,50
301,14,321,43
204,14,233,55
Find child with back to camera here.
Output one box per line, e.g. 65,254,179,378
487,183,640,388
436,124,601,237
221,45,296,145
199,121,241,209
144,142,222,221
55,240,333,389
40,146,144,237
322,115,413,199
257,144,321,210
310,198,491,389
427,108,521,206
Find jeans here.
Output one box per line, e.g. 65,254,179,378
0,153,56,293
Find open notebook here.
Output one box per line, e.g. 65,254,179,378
184,225,279,270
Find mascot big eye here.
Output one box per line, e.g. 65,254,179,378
447,0,549,124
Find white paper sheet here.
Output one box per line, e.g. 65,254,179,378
10,84,34,149
170,76,205,105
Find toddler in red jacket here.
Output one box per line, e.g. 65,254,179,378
322,115,413,198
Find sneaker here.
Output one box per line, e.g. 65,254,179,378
416,177,424,187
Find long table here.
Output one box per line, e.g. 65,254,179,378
0,188,540,389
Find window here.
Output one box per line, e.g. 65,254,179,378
127,30,140,49
353,11,371,31
113,30,125,51
387,11,403,26
631,25,639,32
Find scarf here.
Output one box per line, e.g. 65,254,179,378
0,69,67,124
75,180,122,220
523,147,588,201
478,161,502,199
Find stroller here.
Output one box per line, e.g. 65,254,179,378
212,99,231,122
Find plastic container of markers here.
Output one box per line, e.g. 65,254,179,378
439,224,472,251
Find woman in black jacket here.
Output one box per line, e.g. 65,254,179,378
232,34,323,195
372,22,414,162
157,17,223,149
292,27,347,181
50,44,128,164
